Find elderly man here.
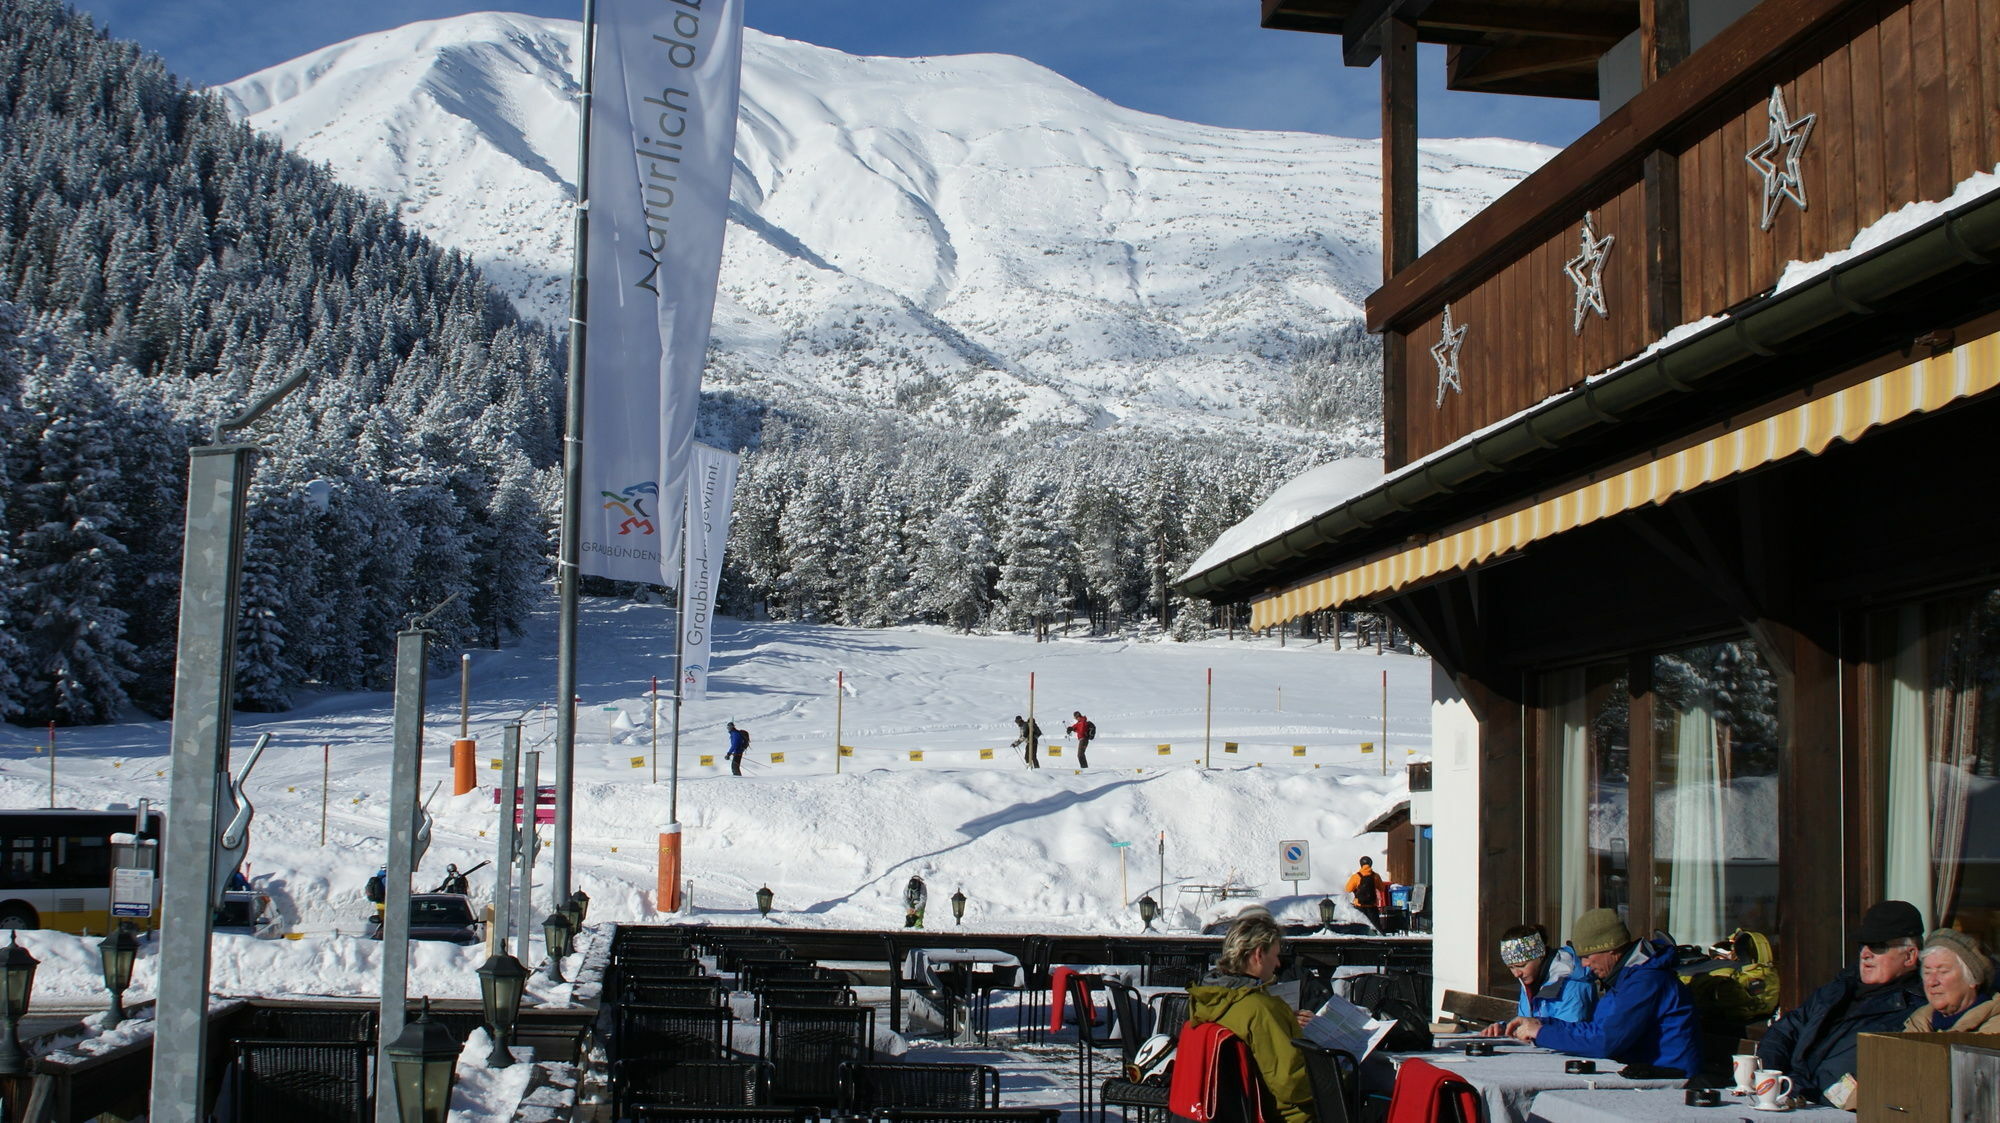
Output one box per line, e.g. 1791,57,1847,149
1504,908,1700,1077
1756,900,1927,1105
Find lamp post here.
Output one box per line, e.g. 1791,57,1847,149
569,889,590,926
99,923,140,1025
1136,895,1158,932
1318,897,1336,932
475,953,528,1068
0,933,38,1075
385,998,458,1123
950,889,966,927
541,912,574,982
755,885,773,918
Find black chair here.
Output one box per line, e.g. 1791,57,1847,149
631,1109,820,1123
879,1111,1059,1123
1097,1077,1169,1123
761,1004,876,1106
712,941,790,973
618,1003,735,1064
837,1062,1000,1113
1062,973,1137,1116
1013,939,1055,1042
745,961,833,993
1292,1041,1361,1123
614,1059,769,1121
1139,949,1209,988
627,978,729,1008
231,1038,371,1123
1147,993,1189,1043
757,983,856,1017
625,959,711,981
247,1007,376,1042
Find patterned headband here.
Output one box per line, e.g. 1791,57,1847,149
1500,932,1547,967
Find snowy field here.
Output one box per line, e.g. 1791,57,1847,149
0,602,1430,1014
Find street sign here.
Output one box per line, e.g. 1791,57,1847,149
1278,839,1310,882
112,867,155,918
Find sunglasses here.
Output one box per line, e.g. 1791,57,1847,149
1860,942,1914,955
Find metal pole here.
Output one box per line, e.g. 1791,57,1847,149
320,744,329,846
376,629,429,1123
1204,667,1212,769
494,725,522,957
1027,672,1035,767
551,0,601,910
459,653,471,739
650,675,660,785
835,670,843,775
517,752,541,955
670,575,686,822
46,724,54,807
1381,670,1389,777
149,445,253,1123
1158,831,1166,907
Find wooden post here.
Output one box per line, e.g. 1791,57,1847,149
1381,18,1420,282
320,744,330,846
835,670,844,776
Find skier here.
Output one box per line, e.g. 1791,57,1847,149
1067,710,1096,769
725,721,750,776
1011,715,1042,769
365,866,388,918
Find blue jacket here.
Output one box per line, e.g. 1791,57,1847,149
1519,944,1597,1023
728,728,749,753
1756,969,1925,1101
1536,937,1701,1077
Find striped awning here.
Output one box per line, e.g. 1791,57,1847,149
1250,329,2000,629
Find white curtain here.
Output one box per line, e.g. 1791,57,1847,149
1554,669,1592,934
1929,637,1982,927
1883,605,1935,929
1666,695,1726,945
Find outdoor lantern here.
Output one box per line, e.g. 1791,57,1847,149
951,889,967,926
386,998,459,1123
1318,897,1337,930
99,923,140,1025
541,912,574,982
1137,895,1159,931
475,953,529,1068
0,931,39,1075
755,885,773,918
559,894,582,933
570,889,591,926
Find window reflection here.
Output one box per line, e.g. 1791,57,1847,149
1553,664,1631,931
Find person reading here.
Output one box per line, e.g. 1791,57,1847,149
1187,913,1313,1123
1479,923,1595,1036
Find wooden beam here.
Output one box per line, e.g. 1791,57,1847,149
1383,330,1409,469
1382,18,1420,282
1643,150,1683,337
1344,0,1439,67
1422,1,1635,43
1639,0,1690,81
1445,39,1607,86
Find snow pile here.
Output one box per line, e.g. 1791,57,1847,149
213,13,1548,436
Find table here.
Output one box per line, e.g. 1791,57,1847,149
1527,1087,1852,1121
1391,1044,1687,1123
903,948,1022,1043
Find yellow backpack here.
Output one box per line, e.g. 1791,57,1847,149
1679,929,1780,1026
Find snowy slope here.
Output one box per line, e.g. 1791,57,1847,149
3,606,1430,1008
214,13,1549,434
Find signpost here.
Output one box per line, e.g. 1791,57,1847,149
1111,840,1132,905
1278,839,1310,883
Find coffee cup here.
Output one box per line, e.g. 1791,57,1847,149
1753,1070,1793,1110
1684,1087,1722,1107
1563,1059,1596,1074
1731,1054,1758,1094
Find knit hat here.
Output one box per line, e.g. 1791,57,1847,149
1571,908,1633,957
1499,931,1547,967
1922,928,1995,990
1854,900,1925,945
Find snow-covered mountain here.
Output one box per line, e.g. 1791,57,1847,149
216,13,1548,434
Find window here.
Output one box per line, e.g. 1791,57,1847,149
1874,589,2000,947
1550,663,1632,931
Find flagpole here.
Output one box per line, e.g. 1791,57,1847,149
552,0,599,908
669,512,688,823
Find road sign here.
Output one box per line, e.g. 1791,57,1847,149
112,867,155,918
1278,840,1310,882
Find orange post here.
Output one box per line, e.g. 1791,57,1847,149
451,739,476,795
659,825,684,912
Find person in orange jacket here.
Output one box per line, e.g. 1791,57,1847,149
1344,856,1384,931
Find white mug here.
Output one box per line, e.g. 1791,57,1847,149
1753,1070,1794,1110
1731,1054,1758,1093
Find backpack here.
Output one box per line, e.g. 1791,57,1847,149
364,872,386,904
740,729,751,748
1085,720,1098,740
1354,870,1381,907
1677,929,1780,1027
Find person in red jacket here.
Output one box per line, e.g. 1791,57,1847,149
1067,711,1094,768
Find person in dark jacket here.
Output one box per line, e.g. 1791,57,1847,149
1010,715,1042,769
725,722,750,776
1506,908,1701,1078
1756,899,1927,1105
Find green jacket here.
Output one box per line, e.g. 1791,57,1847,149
1187,972,1311,1123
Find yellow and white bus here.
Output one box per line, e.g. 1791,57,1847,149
0,807,163,934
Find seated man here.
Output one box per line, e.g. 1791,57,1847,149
1757,900,1927,1104
1504,908,1700,1078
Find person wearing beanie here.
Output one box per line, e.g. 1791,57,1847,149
1344,857,1384,932
1478,923,1596,1036
1756,899,1927,1104
1903,928,2000,1033
1503,907,1701,1078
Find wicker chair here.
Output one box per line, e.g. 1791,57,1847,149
617,1003,735,1064
613,1059,769,1121
1293,1041,1362,1123
1139,949,1210,988
247,1007,376,1042
755,982,856,1017
1147,993,1189,1043
759,1004,876,1106
626,978,729,1008
836,1062,1000,1113
231,1038,371,1123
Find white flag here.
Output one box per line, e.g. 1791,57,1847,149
679,443,739,702
577,0,744,585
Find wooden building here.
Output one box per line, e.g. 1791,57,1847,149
1182,0,2000,1007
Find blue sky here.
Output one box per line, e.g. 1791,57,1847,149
70,0,1596,146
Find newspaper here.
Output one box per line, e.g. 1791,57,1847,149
1297,991,1397,1060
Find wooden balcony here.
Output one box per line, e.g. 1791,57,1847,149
1368,0,2000,466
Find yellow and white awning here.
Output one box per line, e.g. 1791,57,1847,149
1251,329,2000,629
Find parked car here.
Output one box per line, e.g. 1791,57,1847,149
366,893,483,945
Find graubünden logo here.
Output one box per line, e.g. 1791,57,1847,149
600,482,659,536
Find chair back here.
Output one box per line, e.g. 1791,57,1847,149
617,1003,734,1064
758,983,856,1017
1148,992,1190,1042
1292,1041,1359,1123
878,1112,1059,1123
614,1058,769,1120
1140,949,1209,988
1383,1058,1483,1123
1099,979,1150,1063
247,1007,376,1042
627,977,729,1008
761,1004,876,1106
630,1109,820,1123
1166,1023,1266,1123
232,1038,371,1123
836,1062,999,1111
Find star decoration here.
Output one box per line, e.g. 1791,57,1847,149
1744,85,1815,231
1431,303,1466,408
1563,211,1615,334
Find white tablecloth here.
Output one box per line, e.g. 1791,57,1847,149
1527,1087,1852,1121
1393,1046,1687,1123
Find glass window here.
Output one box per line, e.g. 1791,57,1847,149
1653,639,1782,946
1552,663,1632,932
1877,589,2000,947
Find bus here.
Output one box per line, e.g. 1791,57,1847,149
0,807,163,934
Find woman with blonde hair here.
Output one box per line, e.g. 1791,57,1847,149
1186,913,1312,1123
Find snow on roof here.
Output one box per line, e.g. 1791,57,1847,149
1180,458,1384,582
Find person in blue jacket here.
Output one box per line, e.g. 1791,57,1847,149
725,721,750,776
1504,908,1701,1078
1480,923,1596,1036
1755,899,1927,1105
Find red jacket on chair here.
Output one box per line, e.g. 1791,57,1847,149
1169,1022,1266,1123
1385,1057,1484,1123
